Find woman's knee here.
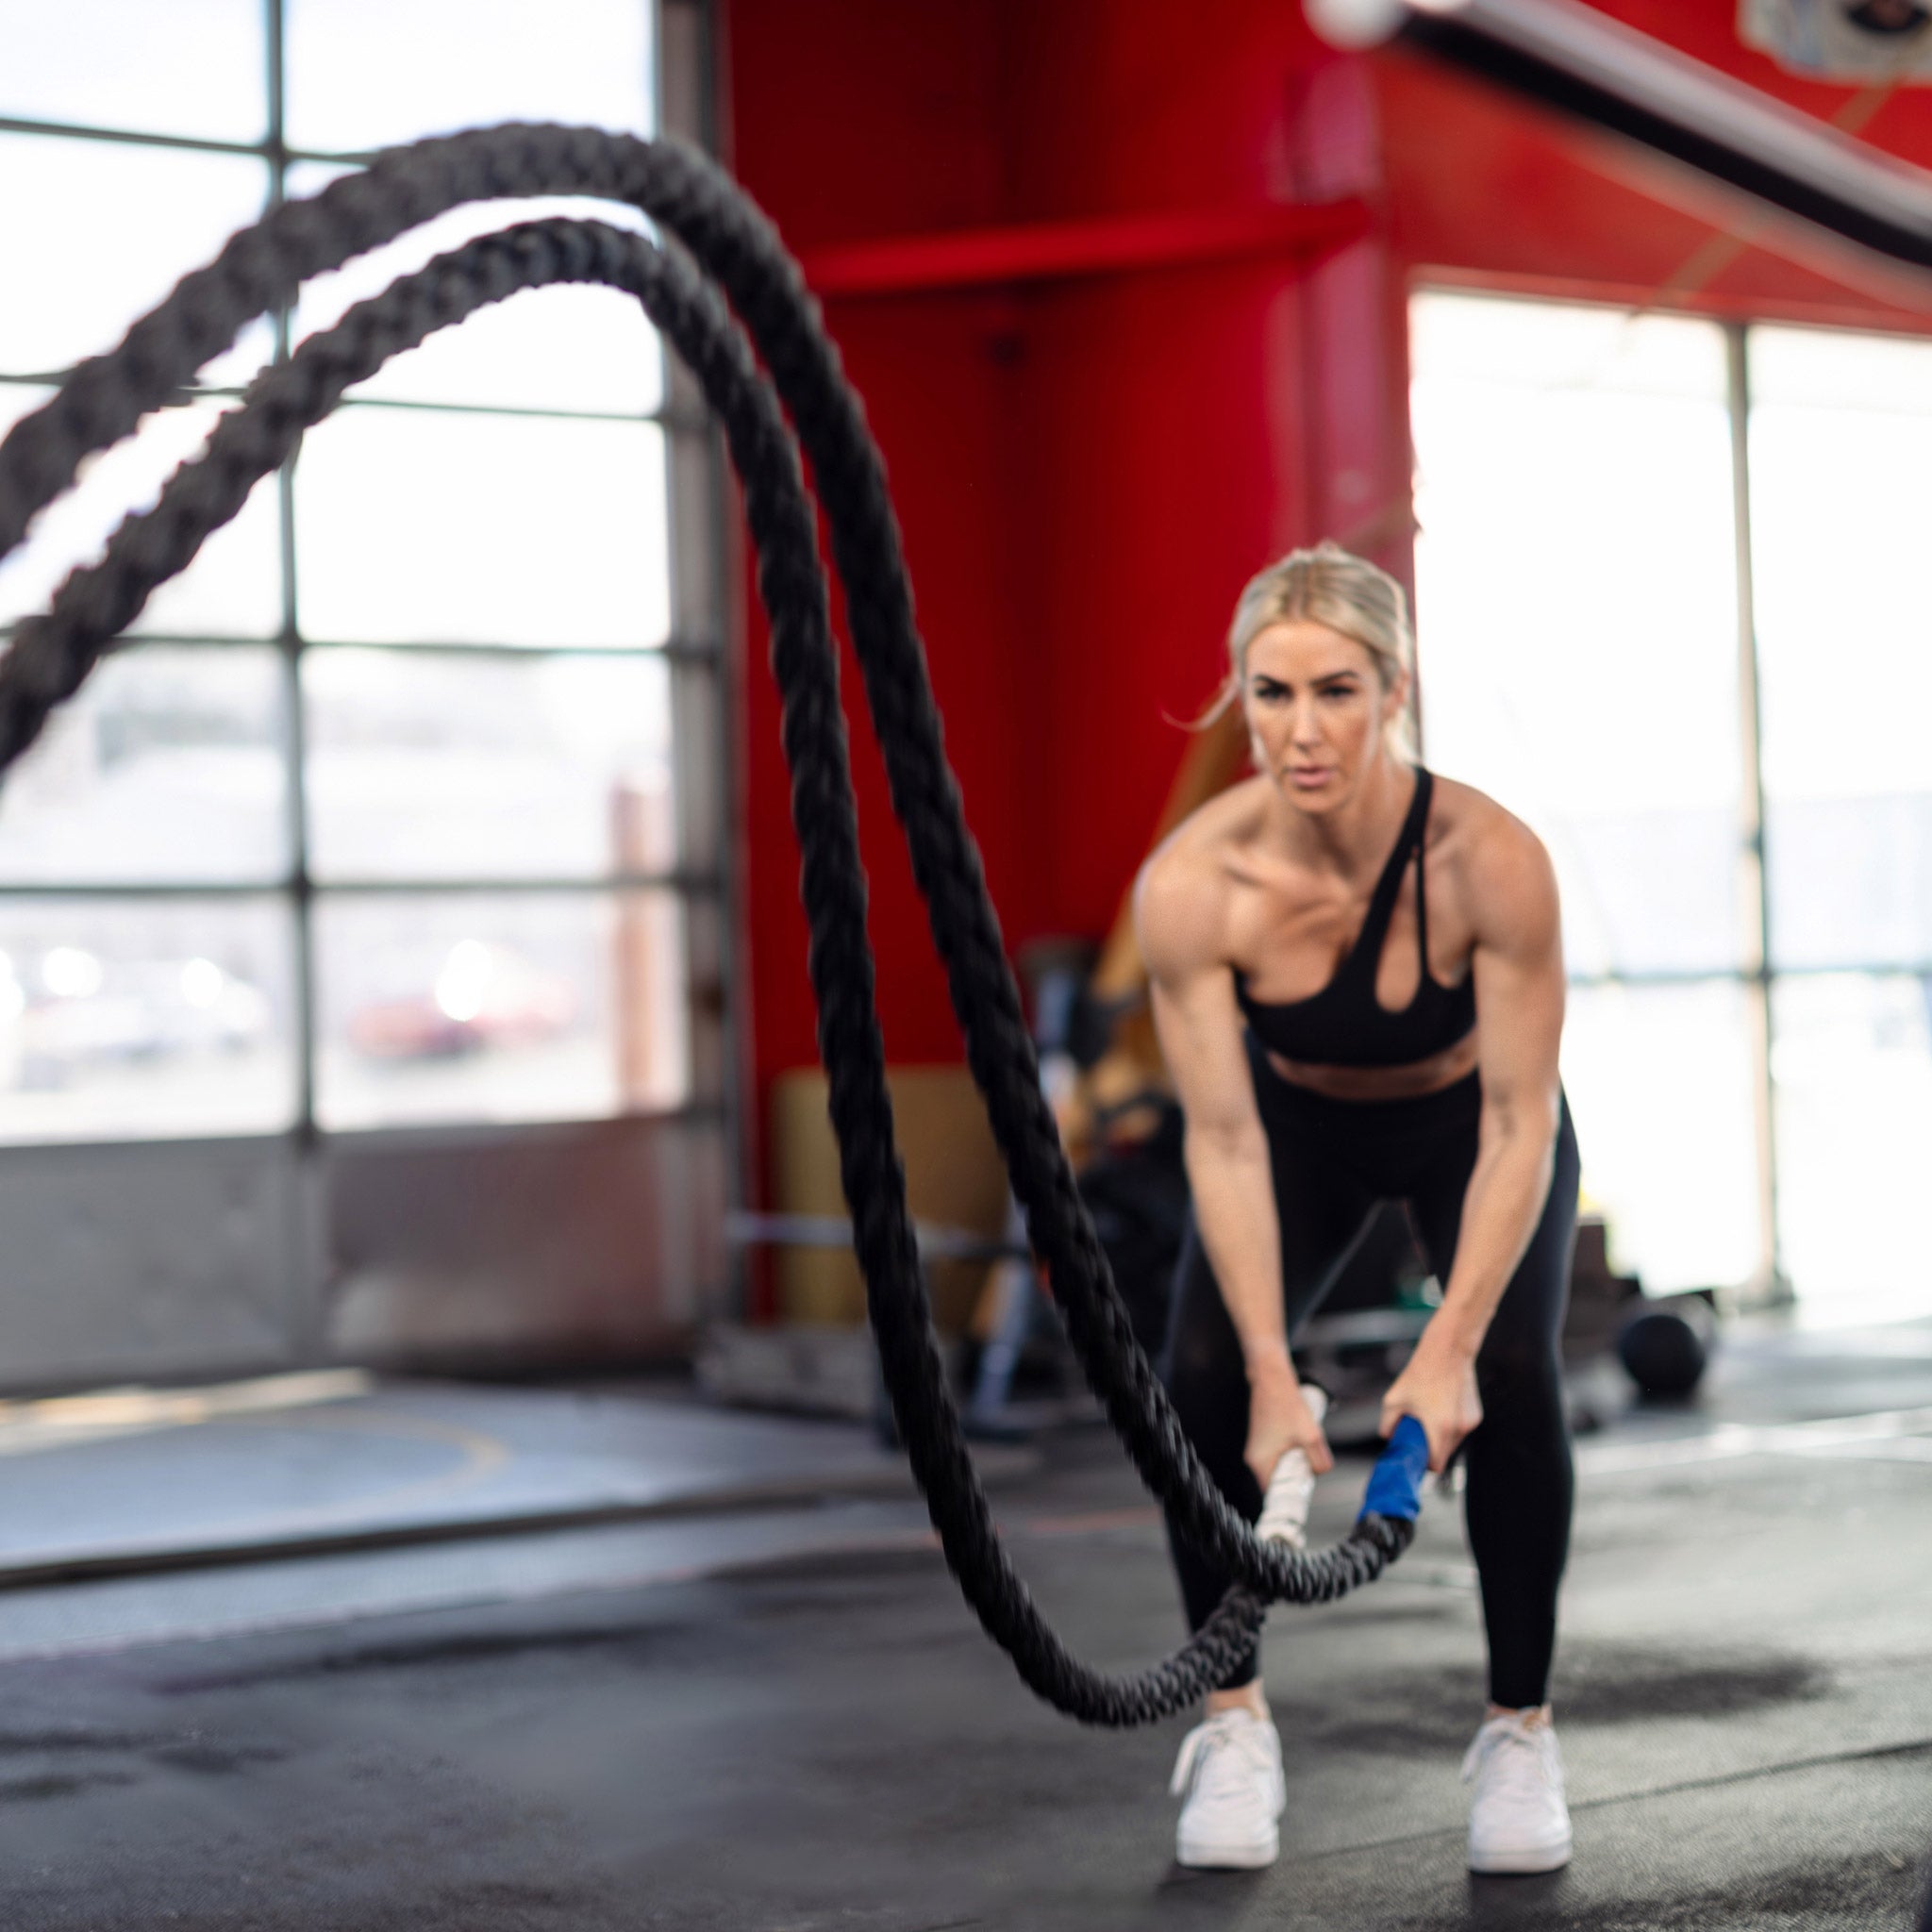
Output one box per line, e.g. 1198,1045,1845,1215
1470,1354,1567,1452
1474,1329,1560,1397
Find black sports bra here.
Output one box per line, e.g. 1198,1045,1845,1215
1233,767,1476,1070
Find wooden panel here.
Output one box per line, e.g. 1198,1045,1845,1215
771,1065,1008,1329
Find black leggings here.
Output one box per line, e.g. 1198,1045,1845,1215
1160,1050,1580,1707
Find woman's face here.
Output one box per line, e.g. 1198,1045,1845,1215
1241,620,1405,815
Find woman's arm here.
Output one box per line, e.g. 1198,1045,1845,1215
1380,814,1566,1469
1135,852,1333,1483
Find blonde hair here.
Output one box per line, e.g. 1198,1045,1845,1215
1207,541,1416,757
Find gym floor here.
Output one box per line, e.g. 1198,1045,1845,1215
0,1322,1925,1930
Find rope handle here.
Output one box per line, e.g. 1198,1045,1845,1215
1257,1388,1430,1548
1256,1384,1327,1548
1360,1415,1430,1525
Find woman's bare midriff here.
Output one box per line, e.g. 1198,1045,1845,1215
1262,1027,1480,1101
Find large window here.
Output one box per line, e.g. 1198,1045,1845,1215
0,0,714,1148
1412,290,1932,1323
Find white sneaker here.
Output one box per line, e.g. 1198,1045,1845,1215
1461,1709,1573,1874
1170,1707,1287,1869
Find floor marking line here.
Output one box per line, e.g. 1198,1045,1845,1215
0,1371,375,1460
0,1522,956,1666
1566,1734,1932,1813
1287,1735,1932,1866
0,1413,515,1581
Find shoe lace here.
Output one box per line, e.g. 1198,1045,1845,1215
1170,1712,1274,1800
1460,1715,1560,1793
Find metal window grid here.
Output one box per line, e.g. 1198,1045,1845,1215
0,0,729,1158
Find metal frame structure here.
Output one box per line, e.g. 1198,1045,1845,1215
1314,0,1932,275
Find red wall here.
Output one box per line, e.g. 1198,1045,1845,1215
724,0,1932,1223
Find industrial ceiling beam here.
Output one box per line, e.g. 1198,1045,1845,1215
1308,0,1932,274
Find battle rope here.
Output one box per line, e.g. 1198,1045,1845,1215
0,128,1424,1724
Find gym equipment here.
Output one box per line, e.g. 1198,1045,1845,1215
0,125,1423,1728
1260,1387,1429,1561
1257,1385,1335,1547
1618,1293,1718,1400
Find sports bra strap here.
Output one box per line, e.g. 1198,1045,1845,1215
1351,768,1432,983
1412,772,1431,969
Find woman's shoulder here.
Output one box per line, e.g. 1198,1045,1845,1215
1427,773,1559,930
1428,772,1543,859
1141,776,1274,892
1133,778,1272,977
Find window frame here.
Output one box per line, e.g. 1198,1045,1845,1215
0,0,729,1157
1411,284,1932,1310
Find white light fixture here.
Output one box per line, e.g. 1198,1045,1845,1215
1306,0,1412,49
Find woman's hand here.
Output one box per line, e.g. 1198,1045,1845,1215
1244,1359,1334,1491
1380,1334,1483,1473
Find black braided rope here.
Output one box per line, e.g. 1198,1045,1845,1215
0,131,1415,1724
0,215,1271,1724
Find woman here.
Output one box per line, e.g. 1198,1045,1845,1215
1133,542,1578,1875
